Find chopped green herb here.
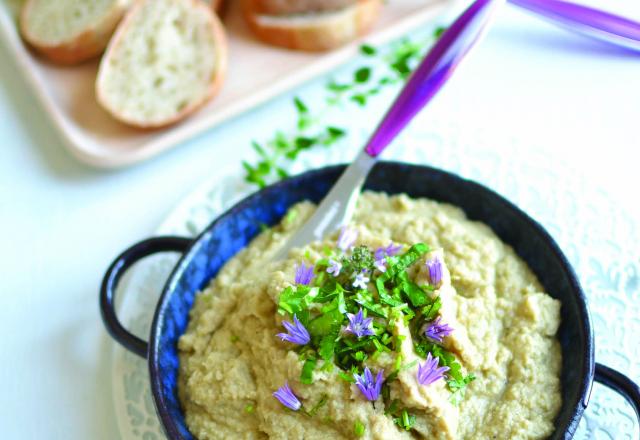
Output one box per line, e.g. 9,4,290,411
274,230,474,422
301,358,317,384
448,374,476,405
360,44,377,55
434,26,447,39
354,67,372,83
307,394,328,416
242,28,443,188
354,420,366,437
244,404,254,413
338,370,355,383
294,96,309,114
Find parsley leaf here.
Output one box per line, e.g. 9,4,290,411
354,67,372,83
360,44,377,56
278,285,317,318
376,243,429,300
448,374,476,405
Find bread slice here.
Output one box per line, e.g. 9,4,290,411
96,0,228,129
243,0,382,52
245,0,358,15
20,0,131,65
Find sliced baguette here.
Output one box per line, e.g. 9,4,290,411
96,0,227,129
245,0,358,15
20,0,131,65
243,0,382,52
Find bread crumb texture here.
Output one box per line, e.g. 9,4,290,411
98,0,221,126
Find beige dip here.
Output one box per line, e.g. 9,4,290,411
178,192,562,440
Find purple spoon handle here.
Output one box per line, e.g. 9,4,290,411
365,0,503,157
510,0,640,51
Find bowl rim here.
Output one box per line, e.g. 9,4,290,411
147,161,595,439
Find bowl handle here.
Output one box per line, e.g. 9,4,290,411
594,363,640,424
99,236,192,358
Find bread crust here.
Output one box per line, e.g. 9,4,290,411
19,0,130,65
96,0,228,129
245,0,358,15
243,0,382,52
211,0,225,14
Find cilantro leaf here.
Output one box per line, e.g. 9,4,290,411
354,67,371,83
278,285,317,318
397,271,429,307
376,243,429,300
319,332,338,361
421,296,442,321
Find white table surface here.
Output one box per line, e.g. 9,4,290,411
1,2,639,439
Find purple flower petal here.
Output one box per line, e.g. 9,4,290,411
374,242,402,261
345,308,375,338
385,242,402,256
277,315,310,345
423,317,454,343
295,262,315,285
426,257,443,286
337,227,358,252
374,259,387,273
327,258,342,276
273,381,302,411
416,353,449,386
354,367,384,401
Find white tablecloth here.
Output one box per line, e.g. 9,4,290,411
1,1,638,439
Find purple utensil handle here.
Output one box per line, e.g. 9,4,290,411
364,0,504,157
510,0,640,51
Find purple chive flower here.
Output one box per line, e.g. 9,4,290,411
352,269,370,290
374,258,387,273
423,316,454,343
273,381,302,411
327,258,342,276
354,367,384,401
295,262,315,285
277,315,310,345
417,352,450,386
374,242,402,273
345,308,375,338
374,242,402,261
426,257,443,286
337,227,358,252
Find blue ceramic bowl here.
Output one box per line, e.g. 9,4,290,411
101,162,640,439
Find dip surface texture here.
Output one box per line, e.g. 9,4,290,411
177,192,562,440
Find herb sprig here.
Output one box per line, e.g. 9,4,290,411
242,27,446,188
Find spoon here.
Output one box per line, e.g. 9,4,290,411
273,0,504,261
510,0,640,52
